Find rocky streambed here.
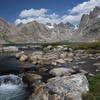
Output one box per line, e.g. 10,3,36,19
0,45,100,100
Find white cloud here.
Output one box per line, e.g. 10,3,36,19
15,16,61,25
15,18,35,24
15,7,82,25
62,14,82,23
15,1,100,25
15,8,61,25
20,8,48,17
48,13,59,19
69,0,100,14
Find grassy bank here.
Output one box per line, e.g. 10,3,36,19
42,41,100,54
67,42,100,50
82,74,100,100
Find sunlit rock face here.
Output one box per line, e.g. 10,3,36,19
77,6,100,41
0,7,100,43
0,18,76,43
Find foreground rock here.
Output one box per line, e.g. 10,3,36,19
23,73,42,86
29,74,89,100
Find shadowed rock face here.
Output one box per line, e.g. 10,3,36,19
0,7,100,43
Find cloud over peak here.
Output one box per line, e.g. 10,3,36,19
69,0,100,14
15,0,100,25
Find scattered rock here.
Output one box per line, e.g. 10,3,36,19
29,51,43,62
49,68,75,76
60,52,67,59
67,52,74,58
55,59,66,64
78,61,86,64
57,45,63,51
16,51,24,59
39,59,51,65
19,54,28,62
3,46,18,52
46,45,53,50
64,58,73,62
23,73,42,86
93,63,100,66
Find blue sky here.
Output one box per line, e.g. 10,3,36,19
0,0,100,24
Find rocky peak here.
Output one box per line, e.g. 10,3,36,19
77,6,100,41
90,6,100,19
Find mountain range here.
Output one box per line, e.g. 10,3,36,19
0,6,100,44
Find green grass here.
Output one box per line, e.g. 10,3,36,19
66,42,100,54
82,74,100,100
67,42,100,50
41,41,100,54
41,41,64,48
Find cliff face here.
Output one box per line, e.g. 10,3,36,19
0,7,100,43
78,6,100,41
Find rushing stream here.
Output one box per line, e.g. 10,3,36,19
0,74,29,100
0,54,32,100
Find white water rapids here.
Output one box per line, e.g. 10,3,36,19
0,74,29,100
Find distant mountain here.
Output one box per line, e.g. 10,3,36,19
0,7,100,43
0,18,76,43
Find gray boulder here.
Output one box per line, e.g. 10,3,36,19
29,74,89,100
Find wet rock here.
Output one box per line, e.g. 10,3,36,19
16,51,24,59
3,46,18,52
68,48,73,52
93,63,100,66
32,59,38,65
75,50,85,53
46,45,53,50
55,59,66,64
19,54,28,62
63,47,68,51
67,52,74,58
39,59,52,65
23,73,42,86
60,52,67,59
64,58,73,62
43,52,59,60
29,74,89,100
90,57,95,60
78,61,86,64
79,69,88,74
31,80,45,93
29,51,43,62
51,62,57,66
49,68,75,77
96,55,100,59
56,45,64,51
